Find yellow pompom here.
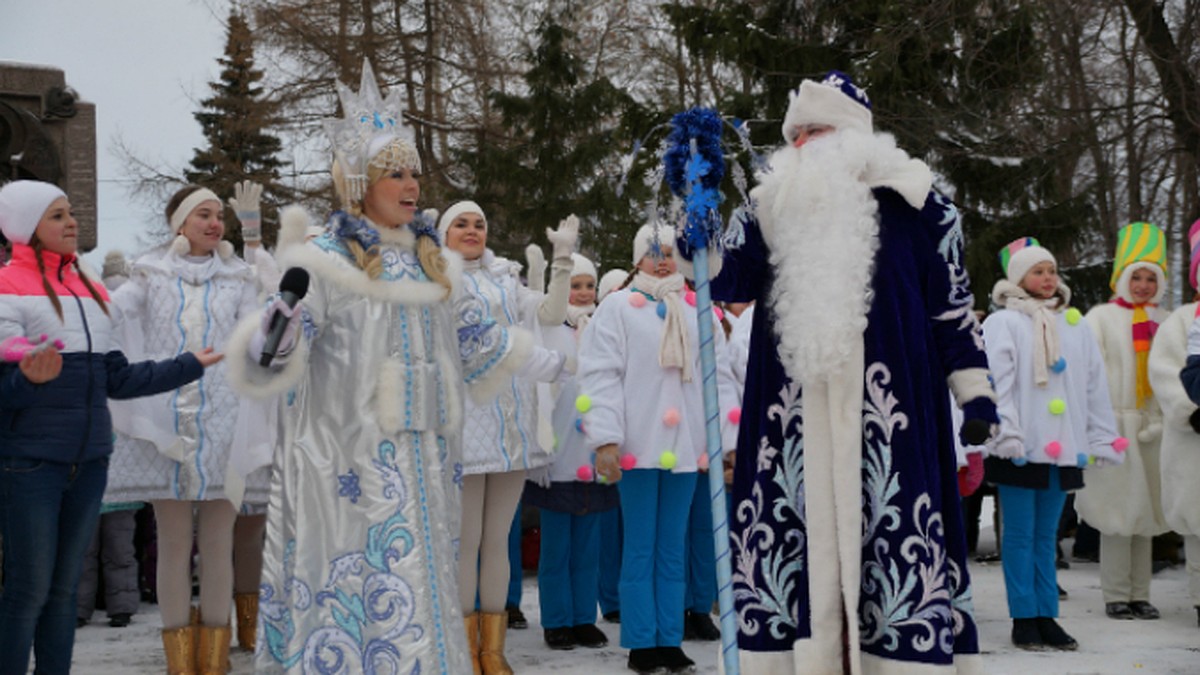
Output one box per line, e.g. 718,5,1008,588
575,395,592,413
1065,308,1082,326
1048,398,1066,415
659,451,677,470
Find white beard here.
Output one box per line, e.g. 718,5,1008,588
751,130,925,385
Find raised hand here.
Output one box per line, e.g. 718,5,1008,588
228,180,264,244
546,214,580,260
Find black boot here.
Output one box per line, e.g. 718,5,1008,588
626,647,665,674
655,646,696,674
1011,618,1045,651
571,623,608,648
543,626,576,650
1036,617,1078,651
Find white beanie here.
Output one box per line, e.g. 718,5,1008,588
632,222,674,266
0,180,67,246
570,253,597,281
597,268,627,301
1006,246,1056,286
782,70,873,143
437,200,486,241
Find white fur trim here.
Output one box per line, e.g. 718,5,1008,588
1005,246,1055,285
224,313,310,399
437,200,485,240
217,240,234,261
435,343,463,439
276,205,312,253
467,326,533,404
375,357,406,436
1114,261,1166,305
782,79,873,142
376,222,416,248
947,367,996,408
673,243,723,281
279,241,452,307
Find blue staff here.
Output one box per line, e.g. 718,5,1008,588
664,108,739,675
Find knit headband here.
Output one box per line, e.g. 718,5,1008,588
169,189,221,235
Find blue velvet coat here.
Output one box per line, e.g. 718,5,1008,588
711,188,987,672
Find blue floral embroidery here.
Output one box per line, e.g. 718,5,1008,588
259,440,425,673
338,469,362,504
331,211,381,252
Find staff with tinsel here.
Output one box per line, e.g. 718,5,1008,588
663,107,740,675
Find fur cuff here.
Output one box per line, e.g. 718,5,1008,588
947,367,995,408
673,244,723,282
225,313,309,399
467,327,533,404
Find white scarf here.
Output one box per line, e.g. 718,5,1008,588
566,303,595,333
992,279,1070,388
631,271,692,382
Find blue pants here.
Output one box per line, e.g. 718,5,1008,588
0,457,107,675
598,507,622,616
618,469,696,649
537,509,601,628
507,501,522,608
684,473,716,613
997,468,1067,619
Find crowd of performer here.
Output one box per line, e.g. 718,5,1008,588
0,64,1197,675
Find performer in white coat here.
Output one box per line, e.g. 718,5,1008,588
226,62,562,675
1076,222,1169,620
437,201,572,674
1152,217,1200,629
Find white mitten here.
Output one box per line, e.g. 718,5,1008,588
546,214,579,261
988,437,1026,460
248,297,304,365
228,180,264,243
1137,422,1162,444
525,244,547,293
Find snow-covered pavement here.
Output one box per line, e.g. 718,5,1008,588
69,519,1199,674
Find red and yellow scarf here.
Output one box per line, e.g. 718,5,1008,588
1113,297,1159,408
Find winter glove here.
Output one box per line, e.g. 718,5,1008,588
957,452,984,497
525,244,547,293
1,334,64,362
228,180,264,244
1088,437,1129,466
1190,408,1200,435
248,297,305,365
546,214,579,261
989,437,1026,461
959,397,1000,446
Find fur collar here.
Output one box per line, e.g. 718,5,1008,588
136,241,253,284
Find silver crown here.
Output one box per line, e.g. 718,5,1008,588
323,59,421,206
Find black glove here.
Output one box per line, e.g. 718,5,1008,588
1189,408,1200,435
959,397,999,446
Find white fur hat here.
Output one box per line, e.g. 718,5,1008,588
0,180,67,246
598,268,627,301
1005,245,1056,286
437,200,486,241
631,222,674,266
570,253,597,281
782,70,873,143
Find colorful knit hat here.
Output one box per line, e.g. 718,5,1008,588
999,236,1055,285
1110,222,1166,291
1189,219,1200,290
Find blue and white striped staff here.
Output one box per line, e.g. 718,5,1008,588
664,108,739,675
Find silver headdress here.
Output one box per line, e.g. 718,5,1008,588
323,59,422,207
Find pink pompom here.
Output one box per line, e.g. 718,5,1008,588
576,465,594,481
1112,437,1129,453
629,293,647,308
714,307,725,321
685,290,697,307
1044,441,1062,459
698,453,709,470
662,407,681,427
727,407,742,425
620,453,637,471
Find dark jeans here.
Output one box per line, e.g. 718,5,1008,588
0,457,107,675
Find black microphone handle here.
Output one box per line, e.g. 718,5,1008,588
259,290,302,367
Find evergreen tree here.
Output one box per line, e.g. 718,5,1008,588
456,13,654,273
185,9,284,251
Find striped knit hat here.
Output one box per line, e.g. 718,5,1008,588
1189,219,1200,290
999,236,1054,285
1110,222,1167,291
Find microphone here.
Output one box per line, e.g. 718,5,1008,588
260,267,310,366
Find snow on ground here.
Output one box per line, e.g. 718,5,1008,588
70,505,1199,674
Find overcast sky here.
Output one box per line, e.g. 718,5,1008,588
1,0,226,268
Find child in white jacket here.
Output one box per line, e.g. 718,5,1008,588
983,237,1125,652
577,222,738,674
1077,222,1170,621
